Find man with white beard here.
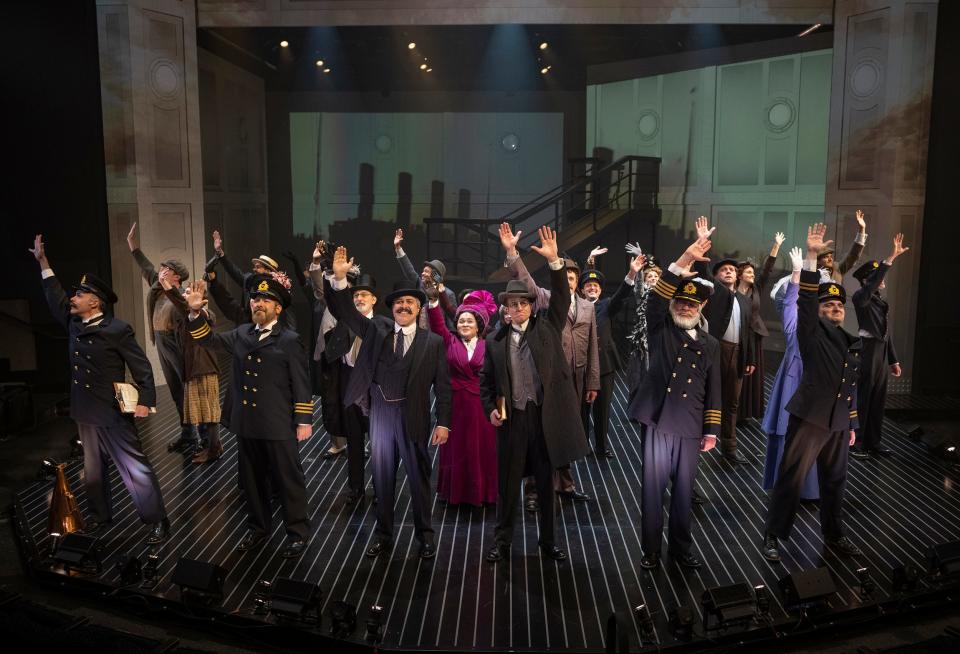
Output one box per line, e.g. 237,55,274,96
628,233,722,569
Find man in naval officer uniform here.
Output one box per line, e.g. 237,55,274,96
185,273,313,559
849,232,910,460
762,223,863,562
628,232,722,569
30,234,168,544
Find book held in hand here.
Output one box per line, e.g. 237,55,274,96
114,382,156,414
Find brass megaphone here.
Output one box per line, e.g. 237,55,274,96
48,463,85,536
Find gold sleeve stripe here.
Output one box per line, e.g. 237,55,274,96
294,403,314,409
799,283,818,291
653,288,673,300
190,325,211,339
656,281,677,293
704,419,721,425
294,408,313,414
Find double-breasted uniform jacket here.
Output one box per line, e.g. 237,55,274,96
628,270,722,437
42,275,156,427
593,280,633,375
852,262,898,365
695,263,755,375
507,255,600,393
480,266,592,468
330,285,452,444
786,270,861,432
187,315,313,438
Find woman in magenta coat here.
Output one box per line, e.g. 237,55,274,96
427,289,498,506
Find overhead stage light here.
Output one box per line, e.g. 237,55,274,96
323,68,331,74
408,42,416,49
540,66,551,74
539,42,548,50
426,68,433,72
280,40,289,48
315,59,324,67
420,63,428,70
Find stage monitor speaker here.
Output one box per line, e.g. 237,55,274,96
702,582,754,629
778,567,836,605
271,577,322,623
929,541,960,576
171,557,226,598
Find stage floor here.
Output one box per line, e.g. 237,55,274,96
13,374,960,652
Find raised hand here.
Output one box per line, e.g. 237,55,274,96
588,246,608,260
499,222,522,254
856,209,867,231
676,234,713,270
423,281,440,301
625,242,643,257
158,266,173,290
29,234,48,266
695,215,713,239
312,240,326,262
184,280,207,311
774,232,786,246
393,228,404,251
789,246,804,272
331,245,354,280
529,226,559,263
126,222,138,252
887,233,910,263
806,223,832,258
212,230,223,256
628,253,647,277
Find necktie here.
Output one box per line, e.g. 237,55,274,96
257,327,271,342
394,330,405,359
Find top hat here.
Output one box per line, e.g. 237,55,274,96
384,281,426,307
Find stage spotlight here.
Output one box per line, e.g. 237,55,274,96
280,40,289,48
420,63,428,70
929,540,960,578
539,42,548,50
52,532,101,573
329,600,357,638
856,567,875,598
315,59,324,67
701,582,754,631
116,552,142,585
323,68,331,74
754,584,771,618
37,458,58,480
366,604,384,643
270,578,321,624
426,68,433,72
633,604,655,643
69,436,83,460
667,604,695,640
408,42,416,49
892,562,921,592
798,24,822,37
540,66,551,75
141,552,160,588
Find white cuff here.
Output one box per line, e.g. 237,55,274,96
668,262,685,276
308,262,322,271
330,276,348,291
428,299,439,309
505,252,520,266
41,268,55,279
188,310,200,320
395,247,406,259
547,258,564,271
803,259,818,272
623,275,635,286
703,434,717,441
855,231,867,245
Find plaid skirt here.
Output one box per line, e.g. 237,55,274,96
183,373,221,424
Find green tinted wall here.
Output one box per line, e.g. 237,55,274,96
290,112,563,237
587,49,832,264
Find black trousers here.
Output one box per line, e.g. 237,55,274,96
369,389,433,543
237,436,309,540
640,424,701,555
857,337,889,450
581,372,614,454
496,402,556,548
765,415,848,540
77,421,165,524
154,330,187,428
719,341,743,453
339,365,368,494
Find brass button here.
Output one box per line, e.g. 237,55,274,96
688,378,692,383
252,403,257,407
243,385,248,390
682,393,687,398
245,370,251,375
85,384,90,388
86,355,91,360
672,372,677,378
837,393,841,398
252,388,257,392
74,351,79,356
256,357,262,363
667,387,672,393
847,396,851,401
254,372,258,377
841,378,845,382
73,379,78,384
691,363,697,368
243,400,248,405
87,340,93,344
696,351,701,355
86,369,91,374
677,356,682,362
683,343,688,348
247,355,252,360
74,365,78,370
844,363,848,368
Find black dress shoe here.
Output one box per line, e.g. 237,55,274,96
281,539,306,559
485,542,510,562
640,552,660,569
692,489,709,504
344,488,364,505
322,448,345,460
525,498,540,513
83,519,111,534
672,551,702,569
872,446,894,457
761,533,781,562
237,531,267,552
145,518,170,545
825,536,862,557
167,436,193,452
539,542,566,561
562,490,591,502
724,450,747,465
419,541,437,560
366,539,392,558
850,447,871,460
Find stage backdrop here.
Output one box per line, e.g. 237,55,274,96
290,111,563,237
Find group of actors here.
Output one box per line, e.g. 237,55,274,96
30,206,909,566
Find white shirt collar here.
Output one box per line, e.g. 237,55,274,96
513,318,530,333
82,312,104,325
257,318,278,332
395,322,417,337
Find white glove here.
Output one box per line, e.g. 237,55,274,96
625,242,643,257
789,246,803,273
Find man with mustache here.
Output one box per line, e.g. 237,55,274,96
329,246,452,560
185,274,313,559
762,223,863,562
849,233,910,460
628,232,721,569
30,234,169,544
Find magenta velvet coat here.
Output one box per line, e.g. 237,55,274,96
427,305,498,506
